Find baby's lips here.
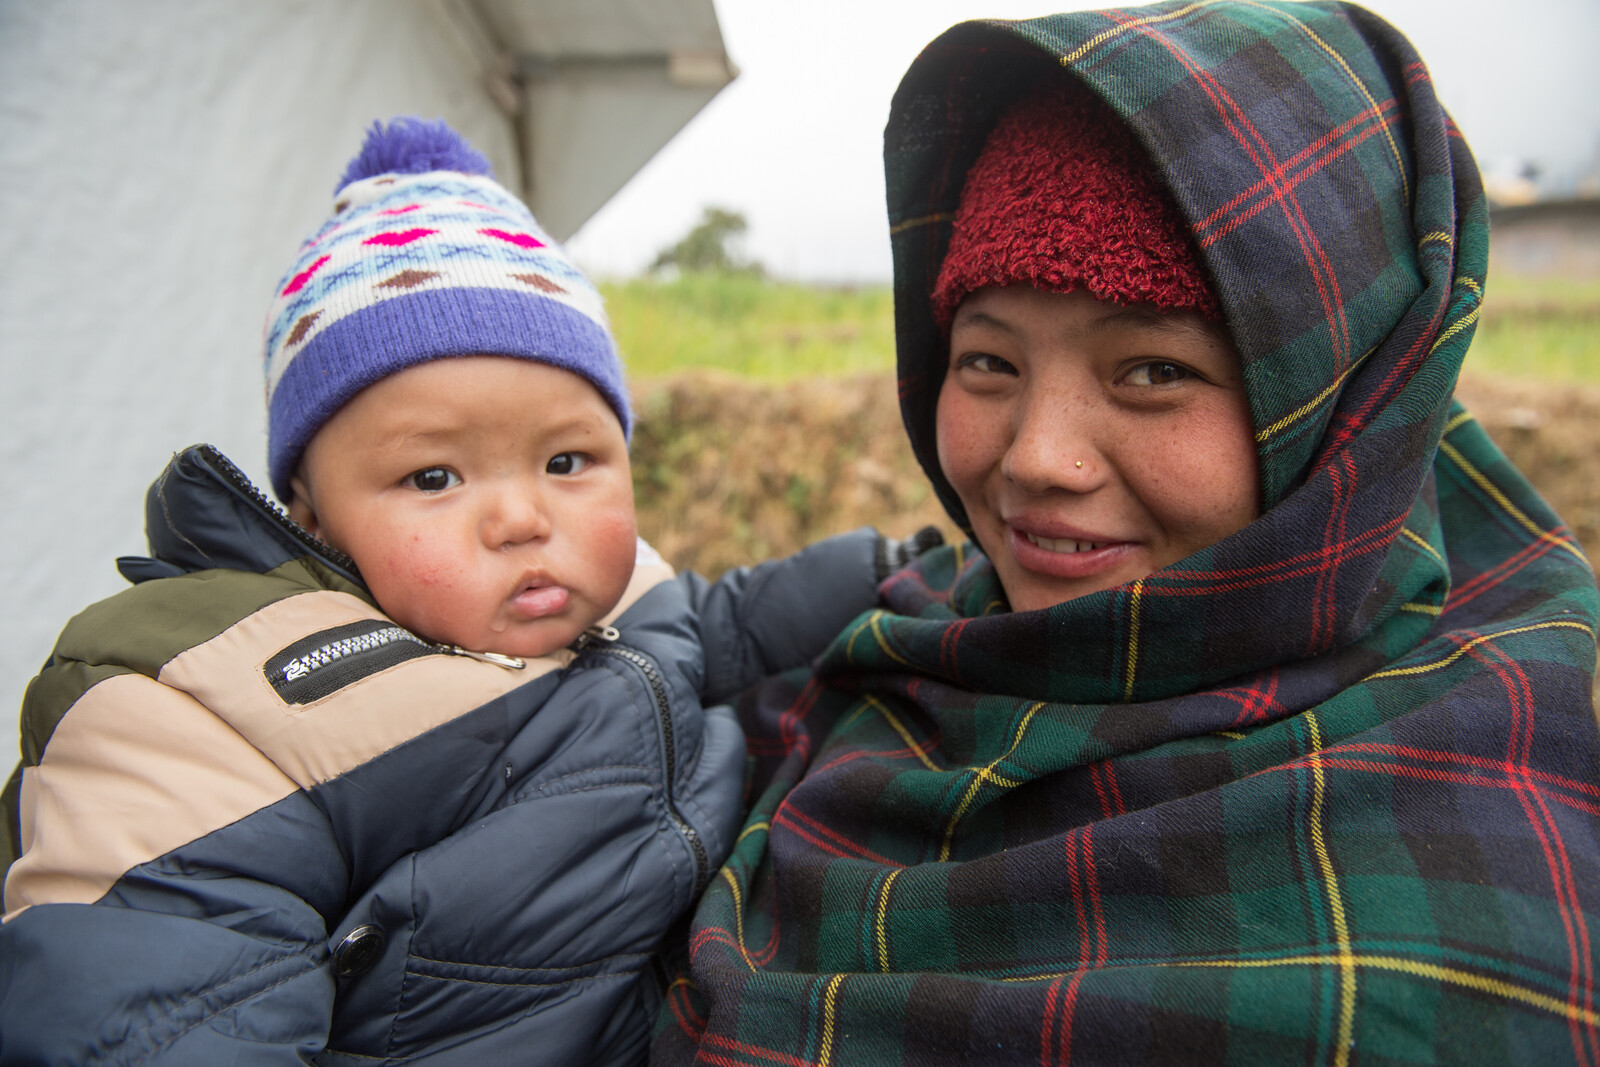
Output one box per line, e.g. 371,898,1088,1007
511,585,570,618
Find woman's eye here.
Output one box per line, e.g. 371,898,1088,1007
1124,361,1191,386
956,352,1018,376
546,452,591,476
404,467,459,492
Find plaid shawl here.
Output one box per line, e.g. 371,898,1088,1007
654,3,1600,1064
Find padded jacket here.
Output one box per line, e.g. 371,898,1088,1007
0,445,889,1065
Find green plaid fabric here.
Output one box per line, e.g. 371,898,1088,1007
654,3,1600,1064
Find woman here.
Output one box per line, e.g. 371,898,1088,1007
654,2,1600,1063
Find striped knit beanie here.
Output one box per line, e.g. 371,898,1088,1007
263,117,628,501
931,78,1218,329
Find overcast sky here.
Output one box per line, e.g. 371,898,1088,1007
567,0,1600,283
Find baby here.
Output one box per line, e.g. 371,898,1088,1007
0,119,923,1065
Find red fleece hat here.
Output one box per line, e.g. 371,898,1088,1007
931,79,1219,329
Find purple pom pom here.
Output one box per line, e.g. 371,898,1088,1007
336,117,494,192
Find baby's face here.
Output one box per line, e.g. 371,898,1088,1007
290,356,637,658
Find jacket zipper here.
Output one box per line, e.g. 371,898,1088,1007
197,444,363,579
575,625,709,891
437,645,526,669
196,449,532,680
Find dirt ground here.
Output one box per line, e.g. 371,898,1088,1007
632,370,1600,701
632,370,1600,576
1452,373,1600,559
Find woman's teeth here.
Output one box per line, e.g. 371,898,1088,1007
1026,533,1105,553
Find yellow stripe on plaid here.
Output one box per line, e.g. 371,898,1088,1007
1061,2,1209,65
864,694,943,772
938,703,1042,861
1256,299,1472,447
1367,619,1596,681
1429,305,1480,356
1123,580,1144,701
719,867,760,973
1306,713,1358,1067
1255,355,1367,444
844,610,914,669
1237,0,1408,202
1437,438,1589,566
1012,953,1600,1027
818,973,847,1066
875,869,903,973
888,212,956,236
1399,526,1445,566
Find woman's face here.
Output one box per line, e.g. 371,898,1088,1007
936,286,1260,612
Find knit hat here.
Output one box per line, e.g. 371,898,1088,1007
931,78,1218,329
263,118,629,501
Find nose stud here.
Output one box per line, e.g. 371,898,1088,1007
1075,460,1083,469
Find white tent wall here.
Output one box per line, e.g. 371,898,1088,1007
0,0,729,752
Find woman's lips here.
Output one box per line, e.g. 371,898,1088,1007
1006,525,1138,579
511,584,570,618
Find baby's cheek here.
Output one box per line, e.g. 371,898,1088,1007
386,536,453,585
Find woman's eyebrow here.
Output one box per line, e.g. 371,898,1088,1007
1085,306,1211,336
950,309,1019,335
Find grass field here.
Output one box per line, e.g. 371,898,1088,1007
603,275,896,380
1468,276,1600,382
606,273,1600,383
610,272,1600,580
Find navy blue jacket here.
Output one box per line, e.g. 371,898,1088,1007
0,445,888,1064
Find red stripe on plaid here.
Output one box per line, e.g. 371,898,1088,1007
665,979,707,1039
1445,532,1576,615
1128,513,1406,599
1046,825,1106,1065
1220,669,1282,727
772,800,905,867
1300,760,1600,819
1334,744,1600,798
1107,11,1353,367
1195,101,1401,247
1319,304,1445,461
941,617,972,686
1143,512,1408,589
810,735,943,778
1089,761,1127,819
1472,638,1597,1061
689,904,784,968
1310,452,1359,653
698,1031,821,1067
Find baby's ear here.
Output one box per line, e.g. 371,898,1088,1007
286,473,321,539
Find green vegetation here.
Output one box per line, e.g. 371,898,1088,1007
1468,276,1600,382
601,274,895,380
605,272,1598,385
649,207,764,277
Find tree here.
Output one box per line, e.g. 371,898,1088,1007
650,206,764,276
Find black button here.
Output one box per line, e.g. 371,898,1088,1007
333,924,386,978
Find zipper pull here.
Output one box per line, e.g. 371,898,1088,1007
574,624,620,650
440,645,526,670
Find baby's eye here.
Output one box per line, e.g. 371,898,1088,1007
404,467,460,492
1123,361,1191,387
546,452,591,476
